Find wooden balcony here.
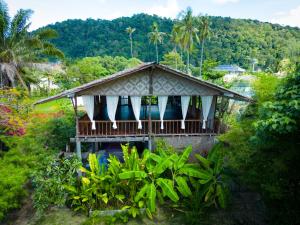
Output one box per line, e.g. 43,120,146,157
78,119,219,137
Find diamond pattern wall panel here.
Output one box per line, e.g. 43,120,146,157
79,69,218,96
80,71,150,96
152,71,218,96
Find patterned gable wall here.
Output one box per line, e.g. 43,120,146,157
79,68,219,96
152,70,218,96
80,71,150,96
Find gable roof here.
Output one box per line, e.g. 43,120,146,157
35,62,252,104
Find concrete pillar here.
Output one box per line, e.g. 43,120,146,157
148,138,152,152
76,139,82,160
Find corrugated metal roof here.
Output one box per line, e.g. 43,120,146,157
214,64,246,72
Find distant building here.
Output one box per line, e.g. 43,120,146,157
214,64,246,82
214,64,246,74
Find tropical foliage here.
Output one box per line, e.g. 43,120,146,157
55,56,142,90
0,0,63,90
173,8,199,72
64,144,228,220
32,155,81,215
148,22,166,63
0,89,29,136
216,69,300,224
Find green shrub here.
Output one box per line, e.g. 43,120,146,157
216,71,300,224
0,107,72,221
29,107,75,151
0,148,34,220
32,155,81,215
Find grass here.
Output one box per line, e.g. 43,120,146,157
33,207,86,225
32,98,72,114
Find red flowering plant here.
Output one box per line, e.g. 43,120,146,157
0,89,30,137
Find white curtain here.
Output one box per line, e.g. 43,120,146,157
82,95,96,130
201,96,213,129
181,96,190,129
158,96,168,129
106,96,119,129
130,96,142,129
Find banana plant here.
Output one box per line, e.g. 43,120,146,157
118,145,206,217
194,149,229,209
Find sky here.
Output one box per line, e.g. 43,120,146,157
6,0,300,30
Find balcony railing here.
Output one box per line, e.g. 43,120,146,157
78,119,218,137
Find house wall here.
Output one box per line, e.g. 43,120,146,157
152,135,217,161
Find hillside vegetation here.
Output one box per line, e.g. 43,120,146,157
42,13,300,70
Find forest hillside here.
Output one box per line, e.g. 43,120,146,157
41,13,300,70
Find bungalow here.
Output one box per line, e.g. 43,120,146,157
36,62,251,160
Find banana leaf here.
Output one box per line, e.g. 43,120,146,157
148,182,156,212
216,184,225,208
134,183,149,202
175,176,192,197
175,145,192,170
153,154,177,175
149,153,162,163
157,178,179,202
195,153,210,169
179,166,212,179
118,170,147,179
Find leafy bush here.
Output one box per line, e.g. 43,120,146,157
0,148,30,220
65,144,229,219
32,155,81,215
0,99,74,221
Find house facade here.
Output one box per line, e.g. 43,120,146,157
36,63,251,160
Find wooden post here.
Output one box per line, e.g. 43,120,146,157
74,96,82,161
148,66,154,151
148,96,152,151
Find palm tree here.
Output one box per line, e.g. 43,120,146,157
198,16,210,77
175,7,198,73
125,26,136,58
170,28,182,70
0,1,64,90
148,22,166,63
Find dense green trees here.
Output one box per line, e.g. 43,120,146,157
160,51,185,70
43,14,300,71
216,69,300,224
54,56,141,90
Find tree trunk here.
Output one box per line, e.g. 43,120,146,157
156,43,158,63
174,47,178,70
48,76,51,96
199,39,205,77
130,35,133,58
15,70,29,91
187,50,190,73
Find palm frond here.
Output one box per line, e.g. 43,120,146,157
0,0,9,40
42,42,65,59
10,9,33,37
36,28,58,40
